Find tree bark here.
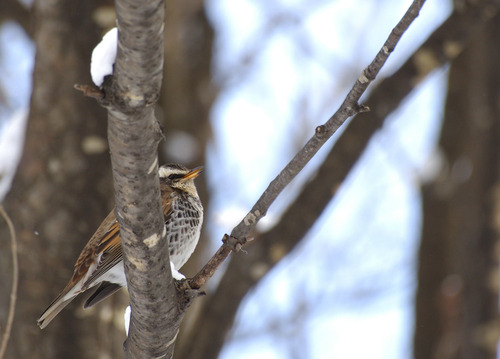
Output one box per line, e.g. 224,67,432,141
102,0,188,358
415,10,500,359
0,0,32,36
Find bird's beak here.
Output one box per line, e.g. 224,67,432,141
182,166,203,180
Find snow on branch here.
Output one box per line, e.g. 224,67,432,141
90,27,117,87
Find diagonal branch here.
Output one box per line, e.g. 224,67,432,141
177,1,500,357
189,0,426,290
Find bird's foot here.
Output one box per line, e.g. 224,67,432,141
175,278,205,310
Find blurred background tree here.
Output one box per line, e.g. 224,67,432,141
0,0,499,359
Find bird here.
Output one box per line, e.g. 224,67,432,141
37,163,203,329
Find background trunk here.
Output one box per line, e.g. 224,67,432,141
0,0,125,358
414,13,500,359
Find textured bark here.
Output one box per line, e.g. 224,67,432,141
103,0,186,358
0,0,123,358
415,10,500,359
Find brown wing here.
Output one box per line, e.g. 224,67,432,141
81,212,122,288
79,185,174,287
38,188,175,329
37,209,120,329
161,183,175,218
83,282,122,308
69,210,120,287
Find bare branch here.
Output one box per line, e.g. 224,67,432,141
189,0,426,290
74,84,104,100
177,2,500,357
189,235,251,289
0,205,18,359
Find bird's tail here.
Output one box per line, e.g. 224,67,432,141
37,283,83,329
37,295,75,329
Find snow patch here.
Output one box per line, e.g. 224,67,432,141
170,261,185,280
90,27,118,86
0,109,29,201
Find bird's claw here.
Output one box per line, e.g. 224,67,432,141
175,278,205,299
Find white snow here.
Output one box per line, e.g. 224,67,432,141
170,261,185,280
90,27,118,86
0,109,29,201
124,305,131,335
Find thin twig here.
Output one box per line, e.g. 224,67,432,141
189,0,426,289
0,205,18,359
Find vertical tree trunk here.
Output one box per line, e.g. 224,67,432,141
0,0,125,358
415,15,500,359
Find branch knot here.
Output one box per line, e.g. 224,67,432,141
222,234,251,252
315,125,327,139
243,211,260,226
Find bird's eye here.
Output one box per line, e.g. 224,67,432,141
168,173,184,180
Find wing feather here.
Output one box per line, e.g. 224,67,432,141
83,216,122,287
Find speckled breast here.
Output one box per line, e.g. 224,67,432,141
165,191,203,270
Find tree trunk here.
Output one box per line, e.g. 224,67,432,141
414,13,500,359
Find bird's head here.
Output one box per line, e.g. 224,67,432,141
159,163,203,197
